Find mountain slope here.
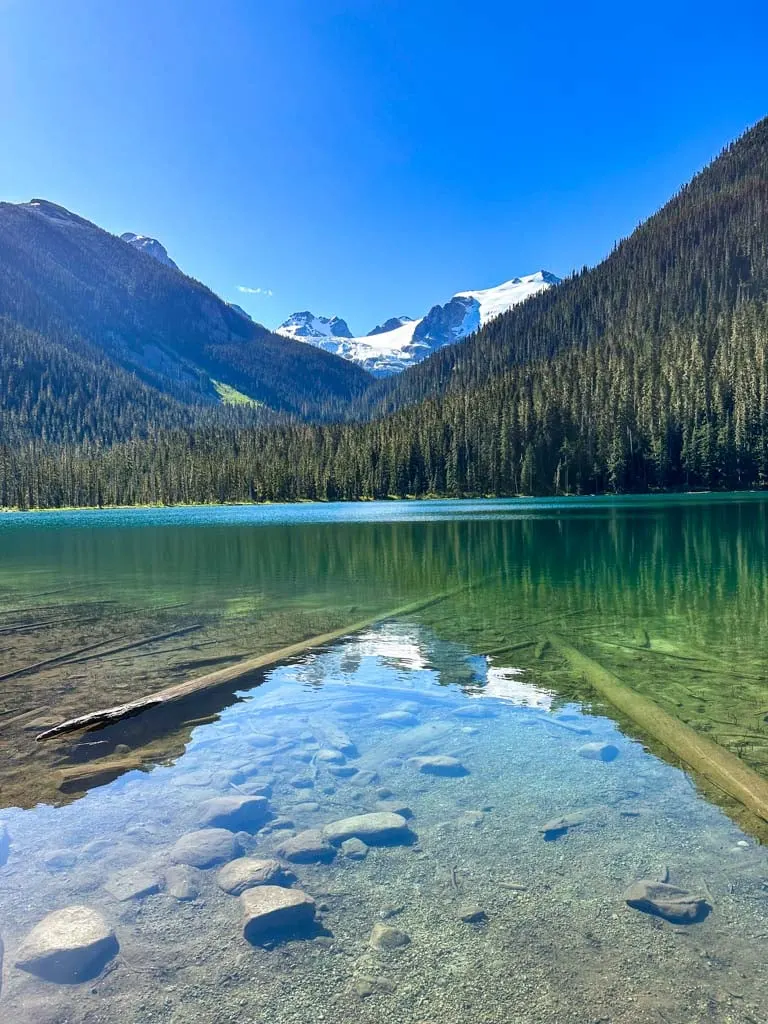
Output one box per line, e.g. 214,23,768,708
0,200,370,429
277,271,558,376
362,117,768,416
120,231,179,270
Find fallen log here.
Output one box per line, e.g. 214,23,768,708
549,634,768,825
36,587,471,742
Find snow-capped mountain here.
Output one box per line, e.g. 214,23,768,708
276,311,353,347
120,232,179,270
277,271,560,376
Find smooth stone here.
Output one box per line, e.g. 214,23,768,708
327,765,358,778
349,769,379,787
15,906,118,983
454,704,496,719
0,822,9,867
316,749,345,764
165,865,201,901
170,828,239,868
217,857,294,895
377,710,419,727
323,812,414,846
369,922,410,951
290,777,315,790
341,838,369,860
323,728,357,756
268,817,295,831
578,741,620,762
275,829,336,864
291,801,321,813
624,880,711,924
104,867,162,902
248,734,277,748
538,811,589,840
376,787,394,799
459,906,487,923
375,800,414,819
291,751,313,764
241,885,316,942
43,849,78,871
79,838,111,860
237,779,273,797
457,810,484,827
409,755,469,777
197,795,269,832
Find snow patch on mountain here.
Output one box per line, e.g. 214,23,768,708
120,232,179,271
278,271,559,376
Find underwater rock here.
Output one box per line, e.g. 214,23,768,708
170,828,240,868
578,742,620,762
352,974,397,998
538,811,589,840
275,829,336,864
165,865,201,901
459,906,487,923
266,817,295,831
409,755,469,777
0,822,9,866
323,812,414,846
369,922,411,951
349,769,379,787
341,838,369,860
15,906,119,983
290,776,315,789
624,880,711,924
217,857,295,895
237,778,274,797
197,795,270,832
248,734,277,749
377,710,419,727
375,800,414,819
105,866,163,902
42,849,78,872
291,801,321,813
457,810,484,828
322,727,358,757
316,748,346,764
454,704,497,719
328,765,358,778
241,885,316,942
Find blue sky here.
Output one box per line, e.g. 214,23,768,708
1,0,767,334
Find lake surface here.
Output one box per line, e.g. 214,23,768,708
0,496,766,1022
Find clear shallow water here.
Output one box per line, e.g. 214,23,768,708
0,496,767,1021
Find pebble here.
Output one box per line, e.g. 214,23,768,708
292,801,321,813
248,734,277,749
409,755,469,777
290,776,315,790
197,795,270,832
42,849,77,871
538,811,589,840
169,828,240,869
352,975,396,998
217,857,294,895
624,880,711,924
341,838,369,860
454,704,496,719
577,741,620,762
375,800,414,819
369,922,411,951
275,828,336,864
237,779,273,797
323,812,415,846
241,886,316,942
328,765,358,778
316,748,346,764
15,906,119,983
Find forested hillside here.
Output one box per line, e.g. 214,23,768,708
0,199,370,440
359,116,768,418
2,116,768,507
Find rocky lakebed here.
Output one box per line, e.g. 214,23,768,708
0,627,766,1023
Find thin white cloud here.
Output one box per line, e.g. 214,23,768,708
237,285,273,296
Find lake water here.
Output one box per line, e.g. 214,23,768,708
0,496,766,1022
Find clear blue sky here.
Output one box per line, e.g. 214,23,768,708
1,0,766,334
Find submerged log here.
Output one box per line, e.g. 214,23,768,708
549,635,768,825
36,589,466,742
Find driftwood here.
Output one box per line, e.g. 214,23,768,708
549,635,768,825
36,588,464,742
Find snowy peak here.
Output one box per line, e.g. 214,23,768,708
278,270,559,376
120,232,179,271
367,316,414,337
276,311,353,344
